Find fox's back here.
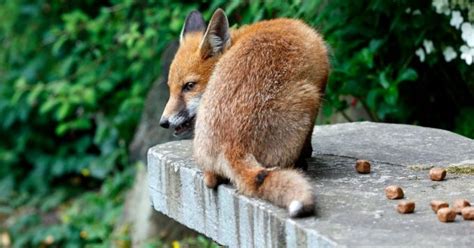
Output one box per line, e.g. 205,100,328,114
217,18,328,91
195,18,329,167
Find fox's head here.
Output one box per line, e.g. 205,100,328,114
160,9,231,137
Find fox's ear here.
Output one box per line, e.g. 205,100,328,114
200,9,230,59
180,10,206,43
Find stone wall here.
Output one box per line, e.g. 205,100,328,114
148,122,474,247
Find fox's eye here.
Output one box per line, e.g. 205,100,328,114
182,82,196,92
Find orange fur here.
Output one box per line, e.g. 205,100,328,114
163,9,329,217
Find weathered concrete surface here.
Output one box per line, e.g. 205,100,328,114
312,122,474,167
148,122,474,247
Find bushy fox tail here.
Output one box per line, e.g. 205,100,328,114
228,154,315,217
258,168,315,217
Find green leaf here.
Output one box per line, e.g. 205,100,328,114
39,99,58,114
396,68,418,83
55,118,91,136
26,83,45,105
366,89,380,109
384,86,399,105
378,71,390,89
52,35,68,56
82,88,96,106
55,103,72,121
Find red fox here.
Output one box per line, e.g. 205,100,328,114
160,9,329,217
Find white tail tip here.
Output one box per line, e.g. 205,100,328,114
288,200,304,217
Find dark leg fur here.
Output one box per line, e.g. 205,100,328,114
295,132,313,171
204,171,228,188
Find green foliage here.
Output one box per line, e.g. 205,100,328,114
316,1,473,128
455,107,474,138
0,0,204,246
142,235,220,248
0,0,472,247
6,166,134,248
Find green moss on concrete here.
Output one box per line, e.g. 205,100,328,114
408,164,433,171
408,164,474,175
446,165,474,175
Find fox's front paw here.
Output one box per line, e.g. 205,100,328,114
204,171,226,189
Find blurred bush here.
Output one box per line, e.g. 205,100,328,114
0,0,472,247
0,0,206,246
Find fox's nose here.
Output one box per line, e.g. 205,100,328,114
159,117,170,129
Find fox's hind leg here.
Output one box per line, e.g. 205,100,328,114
295,130,313,171
203,170,228,189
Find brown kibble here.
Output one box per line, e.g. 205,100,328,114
429,167,446,181
461,207,474,220
355,160,371,174
437,208,457,222
385,185,404,200
397,200,415,214
430,200,449,213
453,199,471,214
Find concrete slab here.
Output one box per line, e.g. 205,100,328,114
147,122,474,247
312,122,474,166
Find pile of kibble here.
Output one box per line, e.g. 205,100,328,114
355,160,474,223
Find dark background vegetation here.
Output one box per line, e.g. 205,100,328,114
0,0,472,247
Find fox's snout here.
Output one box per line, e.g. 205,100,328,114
159,110,192,129
160,94,202,137
159,110,195,137
159,117,170,129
